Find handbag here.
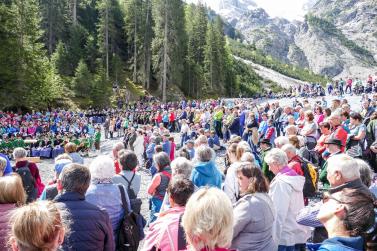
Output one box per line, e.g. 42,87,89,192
117,185,140,251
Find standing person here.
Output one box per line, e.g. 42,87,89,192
94,126,101,153
169,136,176,161
142,177,194,251
346,112,366,158
147,152,172,223
104,117,110,139
231,163,277,251
274,102,284,137
319,138,343,190
191,145,222,189
12,147,43,202
213,106,224,139
109,117,115,139
112,142,125,174
180,119,189,147
265,149,309,251
9,201,67,251
133,129,145,168
55,164,114,251
85,156,129,241
260,139,275,182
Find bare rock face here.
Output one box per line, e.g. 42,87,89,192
189,0,377,79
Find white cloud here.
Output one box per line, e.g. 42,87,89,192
253,0,310,21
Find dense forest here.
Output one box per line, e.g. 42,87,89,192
0,0,265,110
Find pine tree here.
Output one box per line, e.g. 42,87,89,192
72,59,93,98
152,0,186,102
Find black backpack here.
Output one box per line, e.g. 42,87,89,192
119,173,142,214
299,158,317,198
117,185,140,251
13,162,37,203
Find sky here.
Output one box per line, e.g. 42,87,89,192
253,0,313,21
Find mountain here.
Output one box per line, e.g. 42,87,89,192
192,0,377,79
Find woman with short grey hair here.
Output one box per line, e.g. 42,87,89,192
191,145,222,189
12,147,27,160
171,157,193,179
147,152,172,223
266,148,309,249
85,155,130,240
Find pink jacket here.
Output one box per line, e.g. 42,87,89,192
142,207,185,251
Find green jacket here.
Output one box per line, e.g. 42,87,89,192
261,148,275,182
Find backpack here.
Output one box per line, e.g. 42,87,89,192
299,158,318,198
117,185,141,251
119,173,142,214
13,162,37,203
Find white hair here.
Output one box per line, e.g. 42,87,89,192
171,157,193,179
274,136,289,148
89,155,115,180
265,148,288,167
195,145,215,163
13,147,27,159
240,152,255,163
282,144,297,155
327,154,360,181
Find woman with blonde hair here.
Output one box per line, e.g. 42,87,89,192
0,174,26,251
9,201,67,251
182,187,235,251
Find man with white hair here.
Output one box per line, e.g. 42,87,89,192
282,144,303,176
274,136,289,149
265,148,309,250
297,154,373,243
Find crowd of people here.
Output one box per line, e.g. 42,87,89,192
1,90,377,251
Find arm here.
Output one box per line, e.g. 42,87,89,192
269,181,291,243
147,174,161,196
102,211,115,251
353,125,366,141
223,166,237,203
296,202,323,227
232,200,252,239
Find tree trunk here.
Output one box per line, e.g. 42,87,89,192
105,0,109,80
72,0,77,25
133,2,137,83
48,0,53,55
143,0,151,89
162,0,168,103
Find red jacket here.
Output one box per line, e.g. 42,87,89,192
332,125,348,152
288,155,304,176
15,160,44,196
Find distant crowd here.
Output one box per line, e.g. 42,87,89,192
1,84,377,251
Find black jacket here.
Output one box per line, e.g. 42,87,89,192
55,192,115,251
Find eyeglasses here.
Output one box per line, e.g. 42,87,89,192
322,192,345,204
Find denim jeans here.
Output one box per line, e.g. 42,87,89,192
149,197,163,224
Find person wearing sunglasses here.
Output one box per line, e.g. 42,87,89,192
316,188,376,251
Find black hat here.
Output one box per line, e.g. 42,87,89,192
324,138,343,147
259,138,272,145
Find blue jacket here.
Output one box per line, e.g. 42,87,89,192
54,192,115,251
146,143,156,159
312,236,364,251
191,161,222,189
162,141,171,155
229,116,241,136
0,153,12,175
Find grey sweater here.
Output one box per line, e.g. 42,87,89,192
231,193,277,251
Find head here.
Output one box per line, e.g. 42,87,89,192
171,157,193,179
112,142,125,159
349,112,363,125
324,140,342,154
89,156,115,181
327,154,360,187
10,201,67,251
317,189,375,238
319,121,331,135
240,152,255,163
195,145,214,163
12,148,27,162
288,135,300,149
285,125,298,136
167,177,194,208
64,142,77,154
118,150,138,171
264,148,288,175
0,156,7,176
305,110,314,122
182,187,233,251
236,141,251,161
195,135,208,147
328,114,341,127
0,174,26,206
356,159,374,187
153,152,171,171
59,164,91,195
274,136,289,149
236,162,269,195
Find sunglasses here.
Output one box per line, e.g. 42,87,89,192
322,192,345,204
